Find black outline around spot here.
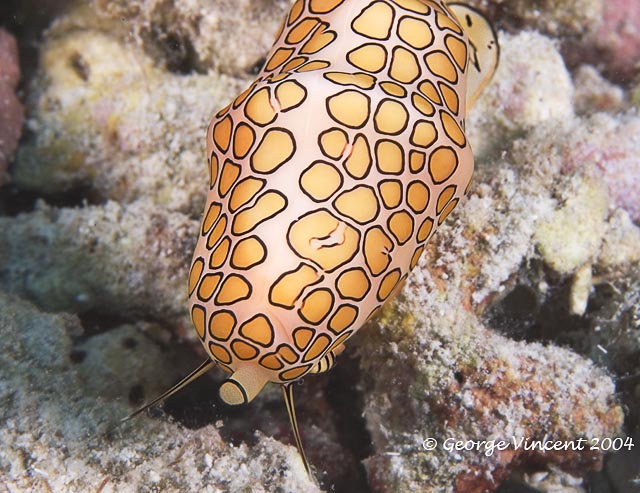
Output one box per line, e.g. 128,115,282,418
418,79,443,105
424,49,459,84
292,327,317,351
363,226,394,277
259,352,284,371
231,190,288,236
332,184,380,225
379,81,407,98
375,139,405,175
435,9,463,34
300,24,337,55
221,378,249,403
376,267,402,302
282,56,310,72
336,267,371,301
373,98,410,136
427,146,459,185
196,273,223,302
317,128,349,161
323,71,377,89
409,149,427,173
232,122,256,160
214,273,253,306
265,46,295,72
325,88,372,129
208,309,237,342
250,127,297,174
208,341,232,364
406,180,431,214
228,177,267,214
342,133,373,180
189,257,205,296
444,33,468,71
275,79,308,112
277,343,301,364
387,210,415,245
308,0,345,15
297,288,335,325
218,160,242,198
388,0,430,15
244,86,277,127
396,14,435,50
346,43,388,74
216,103,231,118
213,114,233,153
351,1,395,41
286,208,361,273
239,314,275,348
410,244,425,268
295,60,331,72
206,214,227,250
285,17,321,45
209,152,219,190
389,45,422,84
230,235,268,270
377,179,403,209
230,339,259,361
232,82,257,110
202,202,222,236
191,304,206,337
327,304,359,335
327,329,354,354
438,197,459,225
287,0,304,25
209,236,231,269
278,363,313,382
410,120,438,149
268,262,323,309
302,333,332,363
417,216,434,243
411,91,436,117
439,109,466,147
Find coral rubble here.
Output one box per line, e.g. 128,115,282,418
0,0,638,491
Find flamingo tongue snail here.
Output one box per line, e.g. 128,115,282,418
125,0,498,478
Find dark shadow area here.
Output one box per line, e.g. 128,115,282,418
0,182,106,217
484,261,640,493
154,346,373,493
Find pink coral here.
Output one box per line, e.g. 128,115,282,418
0,28,24,185
561,114,640,222
596,0,640,80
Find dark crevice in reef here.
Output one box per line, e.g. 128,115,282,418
139,16,202,75
496,478,547,493
0,183,105,216
484,283,543,342
484,263,640,374
485,262,640,493
0,185,40,216
157,346,373,493
152,28,200,75
247,56,267,76
0,0,72,88
325,353,373,493
483,261,585,346
77,310,137,339
160,371,228,427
